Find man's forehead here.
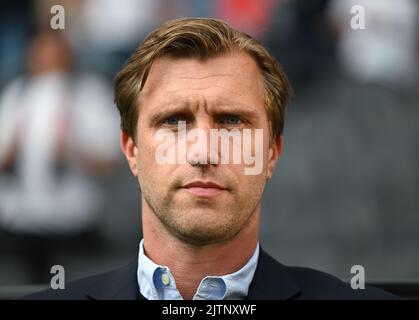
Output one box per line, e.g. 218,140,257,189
140,52,264,98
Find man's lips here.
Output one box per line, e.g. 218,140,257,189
180,181,227,197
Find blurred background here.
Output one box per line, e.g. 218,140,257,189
0,0,418,298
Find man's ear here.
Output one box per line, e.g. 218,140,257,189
266,134,283,180
121,131,138,177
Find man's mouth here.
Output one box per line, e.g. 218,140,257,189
180,181,227,197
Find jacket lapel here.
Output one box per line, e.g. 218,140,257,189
246,248,301,300
86,260,140,300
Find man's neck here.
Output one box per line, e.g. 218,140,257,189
141,205,259,300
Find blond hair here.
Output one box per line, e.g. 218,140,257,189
114,17,292,141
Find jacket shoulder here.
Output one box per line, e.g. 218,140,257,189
252,249,398,300
287,265,398,299
22,261,138,300
22,272,108,300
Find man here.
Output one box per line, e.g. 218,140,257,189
26,18,395,300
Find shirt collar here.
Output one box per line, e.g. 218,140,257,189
137,239,259,300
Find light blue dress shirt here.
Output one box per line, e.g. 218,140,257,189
137,239,259,300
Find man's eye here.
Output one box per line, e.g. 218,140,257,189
164,116,185,125
220,115,242,125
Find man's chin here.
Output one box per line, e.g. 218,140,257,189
170,221,237,246
175,232,233,247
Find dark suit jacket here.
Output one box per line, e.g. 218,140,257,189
24,248,396,300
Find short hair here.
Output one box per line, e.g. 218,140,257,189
114,17,292,141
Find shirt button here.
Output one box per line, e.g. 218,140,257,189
161,273,170,286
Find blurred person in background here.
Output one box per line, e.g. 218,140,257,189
215,0,278,39
328,0,419,91
264,0,336,88
0,30,120,283
41,0,160,77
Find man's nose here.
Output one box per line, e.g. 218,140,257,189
186,120,218,167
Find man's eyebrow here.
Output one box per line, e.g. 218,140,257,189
210,102,262,123
213,104,260,115
148,102,262,124
148,103,190,124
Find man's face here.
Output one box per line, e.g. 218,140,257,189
122,52,282,245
